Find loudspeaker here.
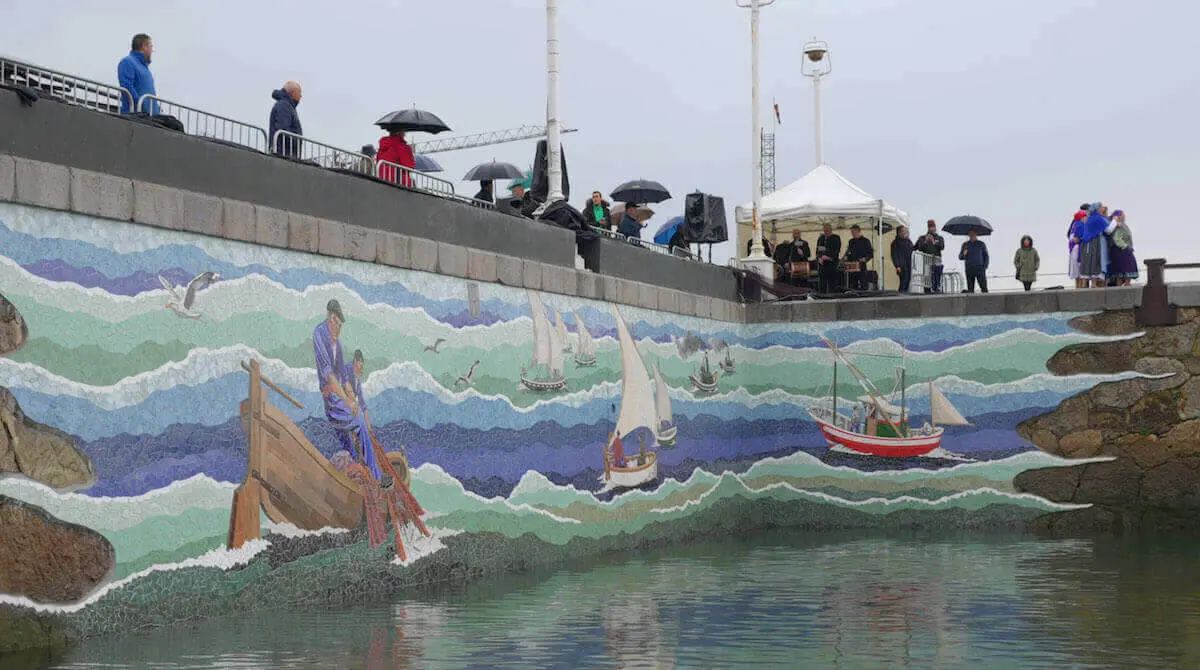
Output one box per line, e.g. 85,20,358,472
684,192,728,244
531,139,570,202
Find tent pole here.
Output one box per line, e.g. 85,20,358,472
877,198,885,291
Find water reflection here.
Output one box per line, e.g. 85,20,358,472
23,531,1200,669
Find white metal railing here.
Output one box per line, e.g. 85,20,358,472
374,159,456,198
137,95,268,152
1,56,132,114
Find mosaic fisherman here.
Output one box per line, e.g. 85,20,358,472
313,299,383,480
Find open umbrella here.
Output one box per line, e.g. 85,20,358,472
609,203,654,225
653,216,686,245
463,160,525,182
374,108,451,134
942,215,993,236
611,179,671,205
414,154,443,173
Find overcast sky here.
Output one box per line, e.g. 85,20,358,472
4,0,1198,283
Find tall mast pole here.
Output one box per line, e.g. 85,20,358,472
546,0,563,204
737,0,776,282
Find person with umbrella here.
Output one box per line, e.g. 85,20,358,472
618,203,647,239
958,229,990,293
376,128,416,186
374,108,451,188
463,161,524,206
474,180,494,204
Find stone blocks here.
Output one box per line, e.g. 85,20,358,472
576,270,601,300
0,155,13,202
318,218,347,258
638,283,658,310
522,260,544,290
437,242,469,278
542,264,575,295
496,254,523,286
254,206,289,248
344,225,377,262
133,181,183,230
1169,283,1200,309
69,168,133,220
220,199,256,242
12,158,69,210
467,250,498,283
286,213,320,253
410,237,437,272
376,232,411,268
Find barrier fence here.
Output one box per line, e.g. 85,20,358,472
589,226,697,260
138,95,268,152
375,160,456,198
1,56,132,115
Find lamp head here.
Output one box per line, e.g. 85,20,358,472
803,40,828,63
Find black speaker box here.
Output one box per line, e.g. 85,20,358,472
684,192,728,244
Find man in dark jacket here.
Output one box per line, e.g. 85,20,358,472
816,223,842,293
959,229,990,293
843,225,874,291
117,33,157,114
269,82,303,158
891,225,915,293
618,203,646,239
582,191,612,230
914,219,945,293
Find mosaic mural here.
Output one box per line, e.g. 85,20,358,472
0,202,1133,637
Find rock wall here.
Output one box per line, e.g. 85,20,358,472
1015,309,1200,533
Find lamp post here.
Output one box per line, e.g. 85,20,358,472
737,0,776,284
801,39,831,167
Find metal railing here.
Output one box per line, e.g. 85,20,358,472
137,95,268,152
375,159,456,198
271,130,364,168
588,226,696,260
1,56,132,114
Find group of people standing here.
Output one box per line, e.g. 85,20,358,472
1068,203,1138,288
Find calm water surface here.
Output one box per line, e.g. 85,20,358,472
22,531,1200,669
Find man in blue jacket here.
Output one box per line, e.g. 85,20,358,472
117,34,157,115
958,229,990,293
269,82,304,158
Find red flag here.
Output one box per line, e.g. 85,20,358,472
774,103,782,125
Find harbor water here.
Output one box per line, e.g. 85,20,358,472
20,529,1200,669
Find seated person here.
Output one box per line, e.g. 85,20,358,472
618,203,646,239
773,229,811,283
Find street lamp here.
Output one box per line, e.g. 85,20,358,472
801,38,831,166
736,0,776,283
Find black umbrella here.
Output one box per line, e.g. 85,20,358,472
611,179,671,205
374,108,451,134
941,215,993,236
463,160,525,181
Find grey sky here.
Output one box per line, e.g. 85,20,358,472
5,0,1198,283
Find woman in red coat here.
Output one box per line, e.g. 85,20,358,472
376,129,415,187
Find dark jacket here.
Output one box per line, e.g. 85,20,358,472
582,200,612,229
269,89,303,157
960,239,989,269
774,239,810,265
117,51,157,114
618,214,643,239
914,231,945,263
376,135,415,187
845,236,874,264
891,236,914,270
474,185,494,204
816,233,841,261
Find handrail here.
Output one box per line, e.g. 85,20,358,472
375,159,456,198
138,95,268,152
590,225,699,261
0,56,132,114
271,130,367,171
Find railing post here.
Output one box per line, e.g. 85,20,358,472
1135,258,1176,326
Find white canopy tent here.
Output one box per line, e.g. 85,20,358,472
735,164,910,288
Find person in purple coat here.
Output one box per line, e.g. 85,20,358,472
313,299,382,480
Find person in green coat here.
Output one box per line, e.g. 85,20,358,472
1014,235,1040,291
